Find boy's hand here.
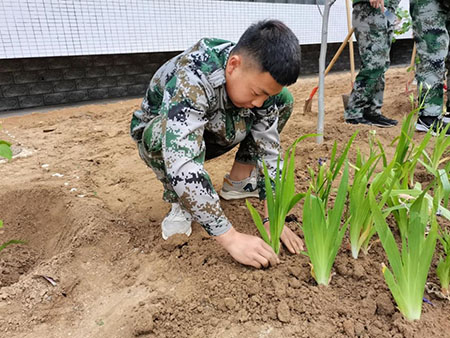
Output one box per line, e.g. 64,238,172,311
264,222,304,254
280,226,304,254
369,0,385,11
215,227,279,268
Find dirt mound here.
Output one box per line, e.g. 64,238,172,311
0,67,449,337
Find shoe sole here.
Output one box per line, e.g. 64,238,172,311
345,120,394,128
415,123,444,136
219,190,259,200
415,123,431,133
162,226,192,240
372,123,395,128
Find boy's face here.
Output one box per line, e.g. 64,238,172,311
225,54,283,109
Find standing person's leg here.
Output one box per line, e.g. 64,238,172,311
411,0,449,132
446,14,450,117
345,3,397,127
219,87,293,200
372,11,394,116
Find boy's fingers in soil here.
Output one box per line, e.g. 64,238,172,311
253,254,270,268
281,228,304,254
294,238,304,253
285,240,297,254
258,244,278,266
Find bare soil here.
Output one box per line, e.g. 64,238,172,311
0,67,449,338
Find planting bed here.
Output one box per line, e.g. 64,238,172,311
0,67,449,338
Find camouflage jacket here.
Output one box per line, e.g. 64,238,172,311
352,0,401,11
131,38,285,236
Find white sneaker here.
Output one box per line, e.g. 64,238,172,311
219,169,259,200
161,203,192,240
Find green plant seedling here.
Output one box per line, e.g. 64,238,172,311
394,7,412,40
246,134,316,255
0,125,12,160
436,228,450,297
420,122,450,173
349,156,396,259
0,140,12,160
0,133,24,252
370,186,437,321
381,105,432,238
0,220,26,253
309,132,357,201
302,162,349,286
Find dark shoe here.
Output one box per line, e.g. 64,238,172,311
416,116,450,136
346,115,394,128
365,113,398,126
345,117,373,126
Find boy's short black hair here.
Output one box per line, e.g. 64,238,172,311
231,20,301,86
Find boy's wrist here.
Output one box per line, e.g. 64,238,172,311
214,226,236,246
262,217,269,224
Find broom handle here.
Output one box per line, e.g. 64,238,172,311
345,0,356,83
410,43,416,69
325,27,355,77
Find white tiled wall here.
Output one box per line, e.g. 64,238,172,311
0,0,411,59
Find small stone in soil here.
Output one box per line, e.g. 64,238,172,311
277,301,291,323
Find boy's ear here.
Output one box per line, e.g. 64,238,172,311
226,54,242,74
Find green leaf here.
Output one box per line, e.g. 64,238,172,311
246,199,270,245
369,188,403,286
0,143,12,160
438,169,450,207
0,239,26,252
288,193,305,213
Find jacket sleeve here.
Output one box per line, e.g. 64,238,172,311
161,68,232,236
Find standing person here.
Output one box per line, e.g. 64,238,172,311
445,2,450,121
345,0,400,127
130,20,304,269
446,49,450,120
411,0,450,134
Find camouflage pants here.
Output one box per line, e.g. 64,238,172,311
410,0,450,116
447,35,450,111
134,88,293,203
345,3,393,120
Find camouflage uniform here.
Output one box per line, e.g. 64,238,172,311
410,0,450,116
345,0,400,120
130,38,293,236
444,0,450,112
447,47,450,112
